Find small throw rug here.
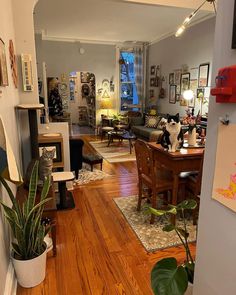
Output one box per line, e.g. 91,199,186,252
89,140,136,163
73,164,110,186
114,195,197,252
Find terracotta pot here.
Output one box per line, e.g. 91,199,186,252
12,245,47,288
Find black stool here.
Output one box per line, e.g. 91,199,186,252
82,154,103,171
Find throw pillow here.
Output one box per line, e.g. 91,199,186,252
145,115,160,128
149,109,157,116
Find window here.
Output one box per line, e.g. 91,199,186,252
119,51,138,111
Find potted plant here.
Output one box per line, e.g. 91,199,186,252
0,161,51,288
149,199,197,295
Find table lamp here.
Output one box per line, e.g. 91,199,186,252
100,99,112,117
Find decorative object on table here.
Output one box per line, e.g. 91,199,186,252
89,140,136,163
169,85,176,104
182,108,201,146
0,38,9,86
9,39,18,88
150,65,156,75
160,113,183,152
169,73,174,85
21,54,34,91
0,161,51,288
212,124,236,212
198,63,210,87
113,196,196,252
180,72,190,94
149,199,197,295
175,0,216,37
74,163,109,186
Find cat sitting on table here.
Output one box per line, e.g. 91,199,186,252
160,113,183,152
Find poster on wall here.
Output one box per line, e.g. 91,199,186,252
212,124,236,212
0,39,9,86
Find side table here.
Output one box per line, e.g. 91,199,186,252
52,172,75,210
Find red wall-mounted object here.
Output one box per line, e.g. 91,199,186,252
211,65,236,103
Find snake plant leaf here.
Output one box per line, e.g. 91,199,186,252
40,175,50,201
26,161,38,215
177,199,197,210
151,257,188,295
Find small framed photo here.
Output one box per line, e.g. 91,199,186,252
180,97,187,107
150,77,156,87
180,73,190,94
199,63,210,87
174,69,182,85
188,96,195,108
169,73,174,85
81,72,90,83
169,85,176,104
176,94,180,102
0,39,9,86
150,89,154,98
150,65,156,75
197,88,205,99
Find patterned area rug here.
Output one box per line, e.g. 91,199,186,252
114,195,197,252
89,140,136,163
73,164,110,186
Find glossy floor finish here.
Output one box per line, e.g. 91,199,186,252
17,135,195,295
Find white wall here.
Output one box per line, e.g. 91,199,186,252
147,17,215,116
35,35,117,123
194,1,236,294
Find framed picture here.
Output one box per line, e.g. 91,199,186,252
150,65,156,75
176,94,180,102
81,72,90,83
150,89,154,98
169,73,174,85
199,63,210,87
9,40,18,88
232,0,236,48
21,54,33,91
180,97,187,107
0,39,9,86
169,85,176,104
174,69,181,85
188,96,195,108
197,88,205,99
150,77,156,87
180,73,190,94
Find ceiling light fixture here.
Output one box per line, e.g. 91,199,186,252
175,0,216,38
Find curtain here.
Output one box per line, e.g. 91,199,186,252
134,47,143,106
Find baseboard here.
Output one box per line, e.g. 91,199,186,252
4,262,17,295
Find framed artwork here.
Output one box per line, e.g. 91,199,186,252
174,69,181,85
150,89,154,98
176,94,180,102
197,88,205,98
150,65,156,75
81,72,90,83
199,63,210,87
0,39,9,86
169,85,176,104
180,73,190,94
150,77,156,87
188,96,195,108
169,73,174,85
232,0,236,48
21,54,33,91
180,97,187,107
9,40,18,88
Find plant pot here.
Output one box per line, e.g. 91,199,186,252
11,245,47,288
185,282,193,295
188,127,197,146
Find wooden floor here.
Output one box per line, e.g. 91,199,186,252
17,135,195,295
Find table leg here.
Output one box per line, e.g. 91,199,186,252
129,139,132,154
57,181,75,210
171,173,179,224
107,135,112,147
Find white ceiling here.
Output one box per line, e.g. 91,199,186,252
34,0,215,44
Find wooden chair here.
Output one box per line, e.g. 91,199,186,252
186,150,204,225
134,139,185,224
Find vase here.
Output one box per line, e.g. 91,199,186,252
188,127,197,146
12,244,47,288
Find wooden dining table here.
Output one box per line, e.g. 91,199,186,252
148,143,204,223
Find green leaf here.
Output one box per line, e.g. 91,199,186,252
26,161,39,215
163,224,175,232
177,199,197,210
149,207,167,216
40,176,50,201
151,257,188,295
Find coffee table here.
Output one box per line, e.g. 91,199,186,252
107,130,137,154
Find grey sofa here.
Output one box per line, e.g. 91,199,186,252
129,115,164,142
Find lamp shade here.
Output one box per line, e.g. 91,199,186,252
100,99,112,110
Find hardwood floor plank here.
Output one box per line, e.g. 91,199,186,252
17,135,195,295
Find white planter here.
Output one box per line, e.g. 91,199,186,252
11,246,47,288
185,282,193,295
188,128,197,146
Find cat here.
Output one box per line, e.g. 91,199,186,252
39,147,56,183
160,113,183,152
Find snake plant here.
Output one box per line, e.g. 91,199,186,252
0,161,51,260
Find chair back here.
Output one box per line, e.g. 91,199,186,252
134,139,154,181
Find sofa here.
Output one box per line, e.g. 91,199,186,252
129,114,166,142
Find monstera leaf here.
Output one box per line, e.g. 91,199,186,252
151,257,188,295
